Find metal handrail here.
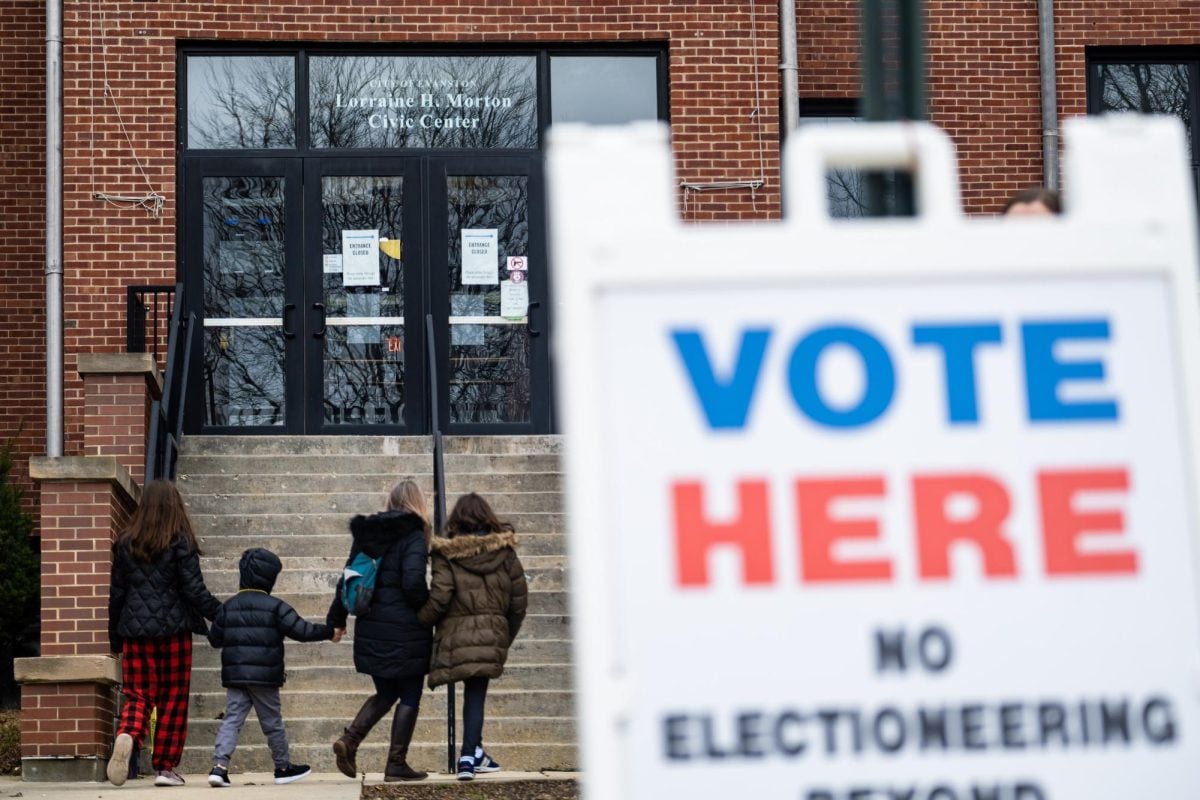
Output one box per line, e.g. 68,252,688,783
426,313,455,774
140,283,193,483
126,285,176,365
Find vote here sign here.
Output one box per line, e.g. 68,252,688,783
550,119,1200,800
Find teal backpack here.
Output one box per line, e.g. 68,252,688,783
340,552,382,615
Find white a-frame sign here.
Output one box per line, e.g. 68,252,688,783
549,117,1200,800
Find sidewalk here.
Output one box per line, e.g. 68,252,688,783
0,771,578,799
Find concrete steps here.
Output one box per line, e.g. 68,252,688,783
174,435,575,775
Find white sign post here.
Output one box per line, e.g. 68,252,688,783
549,119,1200,800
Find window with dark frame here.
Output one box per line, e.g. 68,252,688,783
798,99,867,219
1088,51,1200,206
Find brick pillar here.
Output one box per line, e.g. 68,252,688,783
77,353,163,487
16,457,140,782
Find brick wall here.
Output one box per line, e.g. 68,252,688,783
20,682,115,760
0,0,46,512
0,1,1190,463
797,2,1200,215
58,0,781,455
38,482,132,657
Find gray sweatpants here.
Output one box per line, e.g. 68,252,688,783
212,685,290,769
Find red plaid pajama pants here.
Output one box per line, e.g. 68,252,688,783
118,633,193,771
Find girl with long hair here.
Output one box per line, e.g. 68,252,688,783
328,478,433,781
106,479,222,787
418,492,528,781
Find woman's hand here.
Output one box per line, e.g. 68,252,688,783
332,627,346,643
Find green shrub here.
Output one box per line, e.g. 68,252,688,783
0,439,37,709
0,709,19,774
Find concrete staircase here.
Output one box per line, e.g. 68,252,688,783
173,435,574,776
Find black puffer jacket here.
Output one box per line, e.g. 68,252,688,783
208,548,334,688
108,535,221,653
326,510,432,679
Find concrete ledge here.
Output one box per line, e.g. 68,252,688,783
29,455,141,505
14,655,120,686
77,352,163,398
19,757,107,783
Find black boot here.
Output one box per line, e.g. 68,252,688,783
383,704,427,782
333,694,394,778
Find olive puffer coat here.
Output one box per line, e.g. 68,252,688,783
207,548,334,688
417,531,528,689
326,510,432,679
108,535,221,653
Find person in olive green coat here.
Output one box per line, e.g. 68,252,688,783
417,493,528,781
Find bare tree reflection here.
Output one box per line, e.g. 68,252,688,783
202,177,287,426
1099,63,1193,155
447,176,531,424
320,177,407,425
310,55,537,149
189,57,296,149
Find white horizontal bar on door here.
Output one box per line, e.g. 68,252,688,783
204,318,280,327
325,317,405,326
448,316,527,325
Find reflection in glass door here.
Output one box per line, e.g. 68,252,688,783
435,159,549,432
306,164,421,432
191,163,302,430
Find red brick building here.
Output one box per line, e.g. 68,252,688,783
4,0,1199,780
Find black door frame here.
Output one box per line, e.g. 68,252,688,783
429,155,551,435
182,157,305,435
302,157,427,435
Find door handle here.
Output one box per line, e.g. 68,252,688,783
313,302,327,338
526,301,541,338
282,303,296,339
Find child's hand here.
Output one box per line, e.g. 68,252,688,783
331,628,345,643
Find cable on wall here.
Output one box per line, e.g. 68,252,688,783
679,0,771,217
88,0,166,216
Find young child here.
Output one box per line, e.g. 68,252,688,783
206,547,339,787
418,493,528,781
107,479,221,788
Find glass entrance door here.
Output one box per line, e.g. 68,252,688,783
432,157,550,433
304,160,425,433
185,156,550,435
185,159,304,432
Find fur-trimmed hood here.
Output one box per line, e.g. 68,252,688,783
349,510,427,559
429,531,517,575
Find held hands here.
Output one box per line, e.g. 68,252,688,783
331,627,345,644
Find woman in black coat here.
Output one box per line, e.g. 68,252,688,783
106,479,222,787
327,479,433,782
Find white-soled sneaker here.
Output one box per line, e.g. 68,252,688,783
208,765,231,787
473,748,501,773
456,756,475,781
106,733,133,786
154,769,186,786
274,763,312,785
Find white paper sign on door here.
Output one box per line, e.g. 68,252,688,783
501,279,529,319
342,230,380,287
462,229,499,285
323,254,343,274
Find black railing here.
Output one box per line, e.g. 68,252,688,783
142,283,197,482
126,285,177,367
425,313,456,774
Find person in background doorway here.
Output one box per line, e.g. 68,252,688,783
206,547,337,788
1003,186,1062,216
418,493,528,781
106,479,222,788
328,479,433,782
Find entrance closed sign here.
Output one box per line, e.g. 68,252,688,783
550,119,1200,799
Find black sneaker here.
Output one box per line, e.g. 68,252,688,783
474,748,501,773
207,766,231,788
274,764,312,785
456,756,475,781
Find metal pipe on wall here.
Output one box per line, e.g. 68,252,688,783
1038,0,1060,191
780,0,800,135
45,0,63,457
